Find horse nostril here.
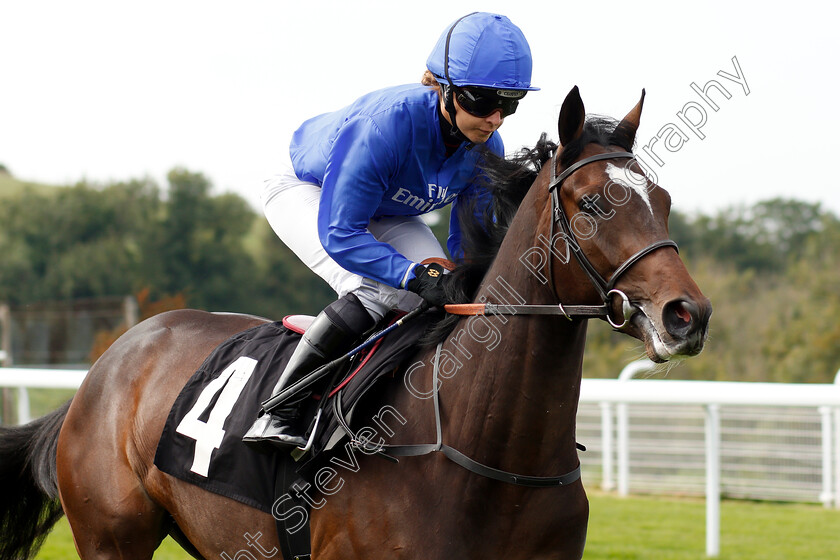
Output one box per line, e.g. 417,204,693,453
663,300,697,337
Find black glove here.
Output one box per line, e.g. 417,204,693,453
406,263,447,307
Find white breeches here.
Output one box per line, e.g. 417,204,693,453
261,167,447,320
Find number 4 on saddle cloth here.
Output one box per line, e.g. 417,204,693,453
153,309,433,515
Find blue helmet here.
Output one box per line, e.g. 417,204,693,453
426,12,538,91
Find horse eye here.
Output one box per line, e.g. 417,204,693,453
579,197,611,216
579,200,597,214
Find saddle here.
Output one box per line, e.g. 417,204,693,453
154,310,435,559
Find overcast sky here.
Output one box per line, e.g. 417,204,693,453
2,0,838,217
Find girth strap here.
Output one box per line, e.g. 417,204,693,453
336,343,582,488
441,445,582,487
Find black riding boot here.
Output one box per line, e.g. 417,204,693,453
242,293,375,451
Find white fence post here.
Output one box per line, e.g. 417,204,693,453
834,408,840,509
834,368,840,509
616,402,629,496
17,387,31,424
600,402,615,491
615,360,656,497
0,346,10,426
819,406,833,507
1,350,32,426
705,403,721,557
0,368,88,426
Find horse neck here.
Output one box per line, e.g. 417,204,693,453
439,177,589,472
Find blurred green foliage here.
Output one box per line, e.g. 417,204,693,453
0,168,334,319
583,199,840,383
1,166,837,382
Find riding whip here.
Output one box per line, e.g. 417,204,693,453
261,302,430,414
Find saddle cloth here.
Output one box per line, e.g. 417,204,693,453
153,312,432,514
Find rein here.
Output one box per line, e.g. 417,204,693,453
332,151,679,489
446,150,678,328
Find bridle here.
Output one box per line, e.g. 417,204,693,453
547,149,679,327
337,152,681,489
446,150,679,328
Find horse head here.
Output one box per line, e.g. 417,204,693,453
546,86,712,362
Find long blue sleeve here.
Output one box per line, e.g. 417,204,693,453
290,84,505,288
317,116,417,288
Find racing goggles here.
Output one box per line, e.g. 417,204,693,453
453,86,526,118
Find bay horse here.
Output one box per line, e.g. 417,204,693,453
0,86,710,560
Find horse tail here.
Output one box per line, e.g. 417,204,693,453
0,399,70,560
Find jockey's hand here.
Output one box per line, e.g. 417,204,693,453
406,263,447,308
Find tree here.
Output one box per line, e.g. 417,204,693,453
0,179,159,302
144,168,264,312
668,198,827,273
2,168,838,381
253,219,334,318
583,201,840,383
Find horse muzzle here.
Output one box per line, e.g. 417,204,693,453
628,296,712,362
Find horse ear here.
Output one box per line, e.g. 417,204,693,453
558,86,585,146
611,89,646,149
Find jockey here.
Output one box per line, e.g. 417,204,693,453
244,12,538,450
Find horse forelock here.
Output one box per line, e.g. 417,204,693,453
559,115,630,167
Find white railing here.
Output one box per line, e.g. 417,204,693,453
2,362,840,557
0,368,87,424
578,360,840,557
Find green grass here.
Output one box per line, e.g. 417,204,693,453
585,492,839,559
0,389,77,425
32,492,839,559
35,518,190,560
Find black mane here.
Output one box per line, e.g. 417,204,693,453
423,115,626,342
